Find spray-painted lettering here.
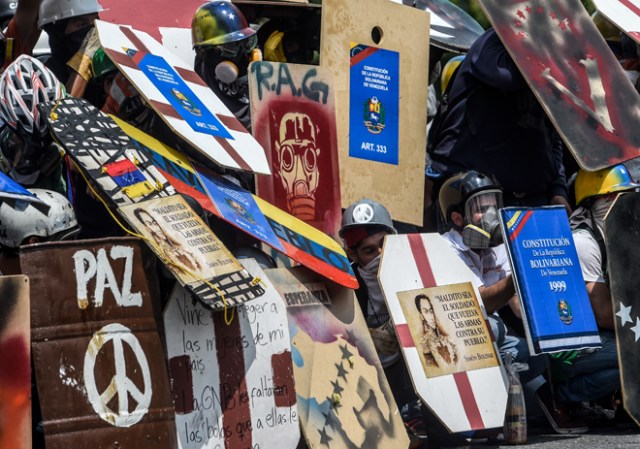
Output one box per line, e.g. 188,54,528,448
251,62,329,104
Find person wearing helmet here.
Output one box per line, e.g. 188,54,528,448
552,165,638,415
427,29,570,213
192,1,261,130
339,199,428,447
38,0,102,84
439,170,588,434
0,55,66,194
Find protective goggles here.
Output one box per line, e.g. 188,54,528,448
213,35,258,58
464,190,503,223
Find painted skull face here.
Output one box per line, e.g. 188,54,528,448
275,112,320,220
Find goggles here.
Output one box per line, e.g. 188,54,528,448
213,35,258,58
464,189,503,224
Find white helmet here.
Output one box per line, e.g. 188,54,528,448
38,0,103,29
0,189,78,248
0,55,65,136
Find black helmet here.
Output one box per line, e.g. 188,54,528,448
439,170,501,224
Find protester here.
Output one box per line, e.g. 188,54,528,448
427,28,570,214
438,170,588,434
192,1,261,130
2,0,42,67
0,55,66,193
339,198,428,448
557,166,636,409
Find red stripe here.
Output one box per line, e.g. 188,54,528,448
105,49,137,69
407,234,485,429
407,234,436,288
216,114,250,134
175,66,208,87
453,372,485,430
149,99,182,119
621,0,640,17
395,324,415,348
213,311,252,448
350,46,379,67
509,210,533,241
214,136,252,171
120,26,151,56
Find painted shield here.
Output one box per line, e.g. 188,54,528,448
592,0,640,45
95,20,270,175
119,195,265,311
379,233,507,434
249,61,342,238
0,276,30,449
163,259,299,449
267,266,409,449
478,0,640,171
321,0,429,226
20,238,178,449
605,192,640,426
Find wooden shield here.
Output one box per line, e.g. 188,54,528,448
320,0,429,226
95,20,270,175
266,266,409,449
379,233,507,434
0,275,30,449
249,61,342,238
478,0,640,171
119,195,265,310
605,192,640,426
163,259,299,449
20,238,178,449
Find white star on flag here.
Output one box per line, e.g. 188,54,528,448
616,303,633,326
631,317,640,343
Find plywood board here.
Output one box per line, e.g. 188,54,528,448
320,0,429,225
379,233,507,434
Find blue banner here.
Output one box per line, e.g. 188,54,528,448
196,170,285,253
0,172,44,204
348,44,399,165
500,206,601,354
137,54,232,139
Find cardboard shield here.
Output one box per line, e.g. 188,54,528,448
500,207,601,354
249,61,342,237
413,0,484,52
266,266,409,449
320,0,429,226
41,98,176,206
605,192,640,426
20,238,178,449
379,233,507,434
100,117,357,288
95,20,270,175
164,259,299,449
478,0,640,171
0,275,30,449
592,0,640,44
119,195,265,310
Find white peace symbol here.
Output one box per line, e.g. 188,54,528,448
84,323,153,428
352,203,374,223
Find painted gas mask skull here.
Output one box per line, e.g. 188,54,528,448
275,112,320,220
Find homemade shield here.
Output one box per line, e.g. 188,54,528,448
379,233,507,434
320,0,430,226
249,61,342,237
478,0,640,171
267,266,409,449
163,259,299,449
21,238,178,449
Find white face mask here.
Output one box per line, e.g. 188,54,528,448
591,195,616,223
361,254,381,275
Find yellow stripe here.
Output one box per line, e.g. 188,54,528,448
506,211,522,230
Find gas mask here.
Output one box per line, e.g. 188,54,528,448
197,35,260,101
461,190,503,249
274,112,320,220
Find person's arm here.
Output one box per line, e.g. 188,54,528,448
11,0,41,55
468,29,526,92
586,281,614,329
478,274,516,315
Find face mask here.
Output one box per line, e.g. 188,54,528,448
361,254,381,275
47,23,93,66
462,207,503,249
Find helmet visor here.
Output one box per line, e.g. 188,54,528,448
1,127,60,176
212,34,258,58
464,189,503,225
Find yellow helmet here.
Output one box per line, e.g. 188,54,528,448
440,55,464,93
574,165,639,205
191,1,256,48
